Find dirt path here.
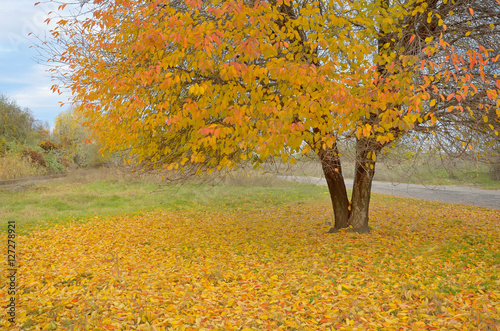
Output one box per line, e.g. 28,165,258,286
279,176,500,210
0,173,68,186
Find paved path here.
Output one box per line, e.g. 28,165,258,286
279,176,500,210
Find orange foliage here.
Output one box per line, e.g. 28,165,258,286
43,0,500,170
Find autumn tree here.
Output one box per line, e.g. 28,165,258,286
40,0,499,233
53,107,104,168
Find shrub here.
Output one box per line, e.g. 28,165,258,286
60,156,74,168
0,136,6,156
43,151,65,173
21,148,46,168
38,140,58,151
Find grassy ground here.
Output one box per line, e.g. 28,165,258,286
0,168,331,234
1,167,500,329
1,183,499,329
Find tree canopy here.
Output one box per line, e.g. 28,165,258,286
42,0,500,232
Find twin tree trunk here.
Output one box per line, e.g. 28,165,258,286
319,138,381,234
319,0,388,234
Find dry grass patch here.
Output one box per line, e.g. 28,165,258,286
0,153,46,180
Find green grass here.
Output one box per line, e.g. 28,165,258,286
7,192,499,330
3,163,496,237
0,168,331,234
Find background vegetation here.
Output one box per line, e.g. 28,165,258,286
0,95,104,180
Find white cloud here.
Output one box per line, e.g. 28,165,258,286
0,0,61,52
0,63,50,85
12,85,66,109
1,63,69,123
10,84,68,124
0,46,14,54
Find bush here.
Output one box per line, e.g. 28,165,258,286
21,148,46,168
53,107,106,168
38,140,58,151
75,144,106,168
0,136,6,156
43,151,65,173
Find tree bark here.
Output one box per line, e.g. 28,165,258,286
349,138,381,234
318,144,350,232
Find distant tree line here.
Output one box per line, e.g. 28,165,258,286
0,94,49,150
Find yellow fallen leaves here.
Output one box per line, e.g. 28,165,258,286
1,197,499,330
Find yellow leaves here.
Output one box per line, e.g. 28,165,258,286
486,89,498,101
301,145,311,155
382,17,393,26
363,124,372,137
411,3,427,16
188,83,205,95
9,200,500,329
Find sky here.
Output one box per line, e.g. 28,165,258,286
0,0,69,127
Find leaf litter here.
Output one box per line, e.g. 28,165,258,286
1,197,499,330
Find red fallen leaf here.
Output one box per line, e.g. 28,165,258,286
104,325,117,330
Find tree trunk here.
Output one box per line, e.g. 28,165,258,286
349,138,381,234
318,144,350,232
